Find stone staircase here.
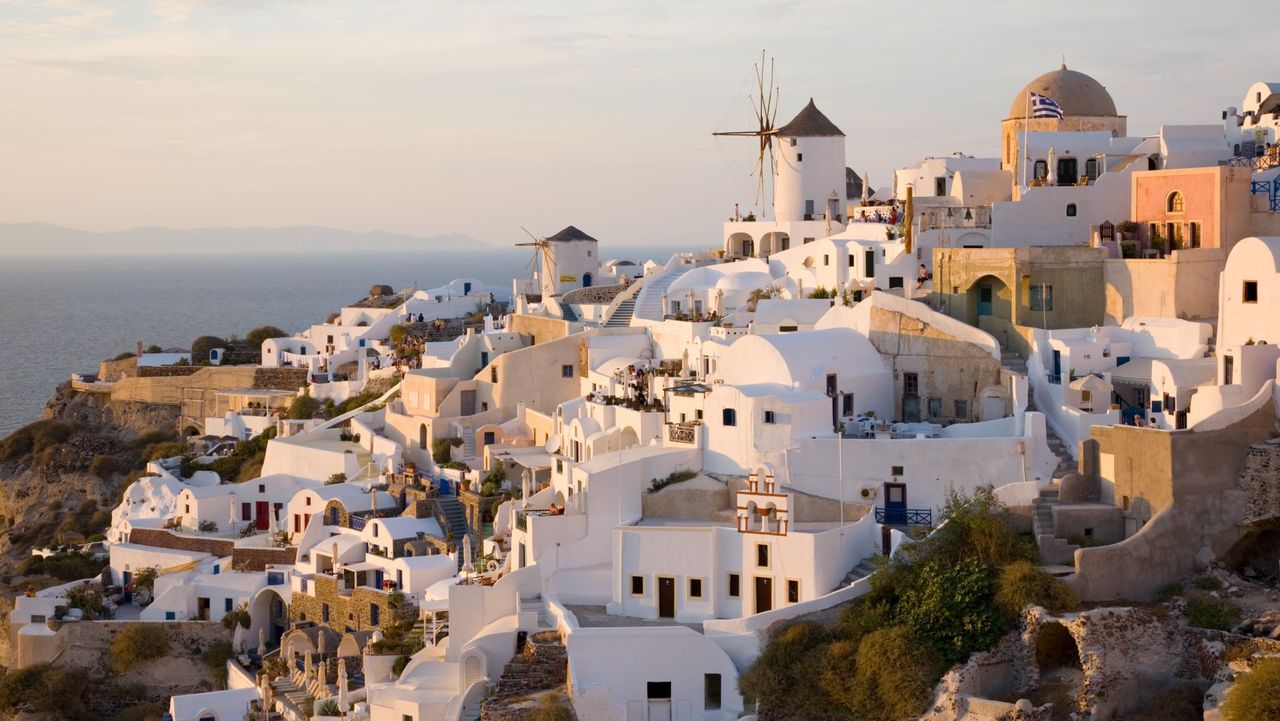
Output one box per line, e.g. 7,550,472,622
461,433,477,461
1001,349,1076,480
519,593,552,628
1033,484,1079,567
632,267,685,322
604,296,636,327
481,631,568,721
840,556,879,587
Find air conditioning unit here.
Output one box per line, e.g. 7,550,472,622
859,485,878,499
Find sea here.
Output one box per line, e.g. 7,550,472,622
0,244,692,437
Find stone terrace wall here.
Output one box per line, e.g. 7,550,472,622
289,574,398,633
128,528,295,570
138,365,203,378
1238,438,1280,525
98,356,140,382
253,367,308,390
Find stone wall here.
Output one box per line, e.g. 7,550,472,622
128,528,295,570
482,631,569,721
138,365,203,378
507,314,576,344
253,367,309,390
1237,438,1280,526
288,574,398,633
111,366,260,406
98,356,140,382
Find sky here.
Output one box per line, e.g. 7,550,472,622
0,0,1272,247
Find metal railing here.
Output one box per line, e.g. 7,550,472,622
917,205,992,232
667,422,698,444
875,507,933,526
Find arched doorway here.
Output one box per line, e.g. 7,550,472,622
419,424,427,450
582,272,593,287
250,587,290,648
728,233,754,258
965,274,1011,327
760,231,790,257
619,426,639,449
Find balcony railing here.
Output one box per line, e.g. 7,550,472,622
875,507,933,526
1046,373,1062,385
667,422,698,445
918,206,991,232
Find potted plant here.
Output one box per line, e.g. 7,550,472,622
1118,221,1138,240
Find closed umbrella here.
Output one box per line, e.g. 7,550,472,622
317,631,327,656
258,627,267,657
304,648,313,682
461,534,473,571
337,657,349,712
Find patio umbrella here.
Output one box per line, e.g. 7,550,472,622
267,506,278,538
317,631,326,656
304,648,313,681
228,493,238,533
1046,146,1057,186
337,658,349,711
258,627,267,657
520,470,530,509
461,534,473,571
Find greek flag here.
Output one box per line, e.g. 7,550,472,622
1030,92,1064,119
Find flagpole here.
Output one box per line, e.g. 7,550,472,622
1021,92,1030,196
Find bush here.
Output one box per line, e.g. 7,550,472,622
199,520,219,533
326,472,348,485
191,335,226,362
285,394,322,420
246,325,287,349
202,640,234,688
1223,657,1280,721
995,560,1077,617
0,664,90,719
389,324,409,347
317,699,342,716
64,582,106,618
1185,592,1238,631
392,655,411,676
1191,575,1221,591
897,556,1007,663
147,441,188,461
648,470,698,493
432,437,463,464
739,621,834,716
110,624,169,673
530,693,574,721
22,550,107,582
842,626,945,721
90,454,118,480
221,603,251,631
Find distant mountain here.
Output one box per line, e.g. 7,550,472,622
0,223,486,255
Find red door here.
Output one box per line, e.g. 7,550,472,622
256,501,270,530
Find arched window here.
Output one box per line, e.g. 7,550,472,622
1167,191,1185,213
419,424,427,450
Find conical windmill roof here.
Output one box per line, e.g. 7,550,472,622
776,99,844,137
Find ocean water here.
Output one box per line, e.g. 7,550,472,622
0,244,689,437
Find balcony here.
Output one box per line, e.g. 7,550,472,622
667,422,698,445
917,206,991,232
874,507,933,527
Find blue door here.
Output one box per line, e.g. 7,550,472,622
122,570,133,604
464,282,472,294
582,272,592,287
883,483,907,525
977,284,993,317
374,569,384,588
1052,350,1062,381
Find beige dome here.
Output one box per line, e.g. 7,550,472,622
1007,63,1117,119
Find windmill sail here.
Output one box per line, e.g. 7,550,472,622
713,51,781,207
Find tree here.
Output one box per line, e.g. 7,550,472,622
285,394,322,420
246,325,287,349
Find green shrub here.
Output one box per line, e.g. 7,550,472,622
1185,592,1238,631
202,640,234,688
221,603,251,631
995,560,1077,617
199,520,218,533
929,485,1037,567
64,582,106,617
246,325,287,349
530,693,574,721
1154,582,1184,603
389,324,408,347
285,394,322,420
897,556,1007,663
1192,575,1222,591
191,335,226,362
147,442,188,461
392,655,411,676
317,699,342,716
110,624,169,673
90,454,118,480
22,551,107,582
738,621,834,715
648,470,698,493
112,351,138,361
1223,658,1280,721
326,472,348,485
134,429,176,447
0,664,90,719
432,437,463,464
843,626,945,721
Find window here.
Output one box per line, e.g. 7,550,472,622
797,153,803,162
630,575,645,596
902,373,919,396
404,715,414,721
242,503,252,521
955,399,968,418
823,254,830,266
787,580,800,603
561,364,574,378
689,578,703,599
258,484,265,493
888,276,904,289
322,603,330,623
1190,222,1201,248
306,496,311,506
728,573,741,598
490,367,498,383
370,603,380,626
803,237,815,244
763,410,776,424
1084,158,1098,179
935,177,947,196
779,325,798,333
648,682,672,699
848,253,855,267
165,611,176,621
695,409,703,420
756,543,769,568
1244,280,1259,303
1066,203,1077,217
185,504,190,514
927,397,942,417
1030,284,1054,311
842,394,854,417
225,598,234,613
1167,191,1185,213
705,674,722,710
864,249,875,278
891,465,904,476
1033,160,1048,180
722,408,737,426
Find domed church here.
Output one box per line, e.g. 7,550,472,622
1000,63,1127,195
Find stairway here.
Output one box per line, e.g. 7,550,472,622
604,297,636,327
632,267,686,322
1002,349,1076,480
483,631,568,713
461,433,477,461
1033,484,1079,567
519,593,551,628
840,556,880,587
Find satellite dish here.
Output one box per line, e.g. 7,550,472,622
544,434,561,454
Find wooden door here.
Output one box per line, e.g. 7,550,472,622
884,482,907,525
754,576,772,614
658,577,676,618
256,501,269,530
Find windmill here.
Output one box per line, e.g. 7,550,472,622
515,227,556,298
713,50,781,208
